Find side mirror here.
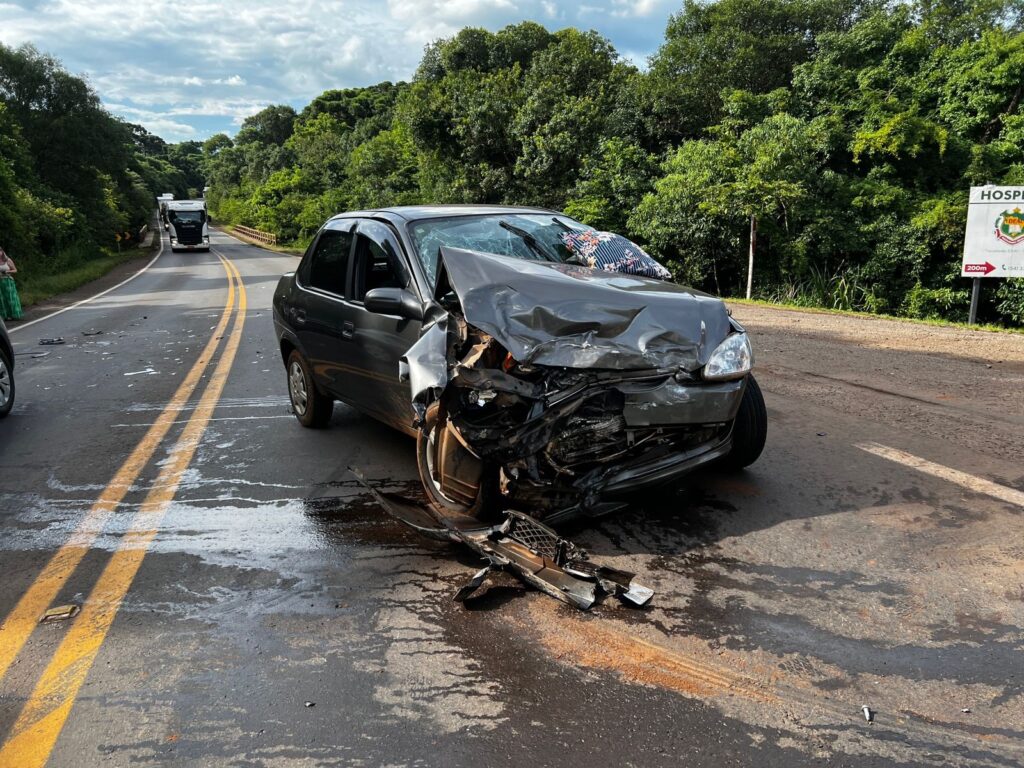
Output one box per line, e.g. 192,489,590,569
364,287,423,321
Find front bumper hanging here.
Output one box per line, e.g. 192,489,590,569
350,469,653,611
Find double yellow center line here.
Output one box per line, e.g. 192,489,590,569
0,253,247,767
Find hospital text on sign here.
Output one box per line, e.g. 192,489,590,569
962,186,1024,278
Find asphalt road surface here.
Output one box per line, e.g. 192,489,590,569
1,229,1022,767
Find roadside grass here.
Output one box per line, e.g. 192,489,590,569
218,224,305,257
727,296,1024,336
17,243,154,307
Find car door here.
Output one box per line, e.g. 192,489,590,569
346,218,424,432
291,221,364,405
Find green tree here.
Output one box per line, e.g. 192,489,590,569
512,29,626,206
634,112,824,294
642,0,865,144
345,125,420,209
235,104,297,146
564,138,659,232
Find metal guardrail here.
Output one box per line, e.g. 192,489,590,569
234,225,278,245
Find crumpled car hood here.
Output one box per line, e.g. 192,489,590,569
436,246,733,371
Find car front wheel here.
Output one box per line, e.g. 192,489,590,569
287,349,333,428
723,374,767,469
416,402,501,521
0,347,13,418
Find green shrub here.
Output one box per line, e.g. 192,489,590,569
901,282,970,321
995,280,1024,323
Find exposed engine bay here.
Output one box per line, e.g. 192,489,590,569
426,325,735,522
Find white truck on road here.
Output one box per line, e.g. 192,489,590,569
166,199,210,252
157,193,174,230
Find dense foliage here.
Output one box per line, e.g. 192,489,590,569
0,43,199,296
206,0,1023,324
7,0,1022,323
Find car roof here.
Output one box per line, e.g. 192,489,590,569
327,204,559,224
167,200,206,209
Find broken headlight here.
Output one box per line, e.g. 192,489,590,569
703,332,753,381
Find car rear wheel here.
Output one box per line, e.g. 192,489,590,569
0,347,13,418
416,402,501,521
723,374,767,469
287,349,332,428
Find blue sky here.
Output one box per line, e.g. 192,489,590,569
0,0,679,143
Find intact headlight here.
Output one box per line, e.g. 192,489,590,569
703,332,753,381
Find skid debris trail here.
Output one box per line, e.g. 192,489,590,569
350,469,653,610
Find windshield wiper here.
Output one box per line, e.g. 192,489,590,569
545,217,591,266
498,220,552,262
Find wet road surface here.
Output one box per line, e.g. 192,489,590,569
0,230,1022,766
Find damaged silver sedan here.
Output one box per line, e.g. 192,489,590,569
274,206,766,525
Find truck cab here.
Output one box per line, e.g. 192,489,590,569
166,200,210,252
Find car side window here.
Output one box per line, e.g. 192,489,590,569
307,227,353,297
296,237,316,285
352,220,407,302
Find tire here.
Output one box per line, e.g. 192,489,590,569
287,349,333,428
723,374,767,469
416,402,501,520
0,347,13,418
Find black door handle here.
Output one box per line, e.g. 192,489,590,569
292,308,306,325
341,321,355,339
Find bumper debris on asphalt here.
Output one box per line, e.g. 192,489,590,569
351,468,653,611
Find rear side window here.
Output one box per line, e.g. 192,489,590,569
307,228,353,296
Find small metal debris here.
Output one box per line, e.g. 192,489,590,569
454,566,492,603
304,701,315,708
862,705,873,722
30,351,50,359
961,707,971,714
39,337,65,346
816,432,827,437
40,604,80,623
81,329,104,336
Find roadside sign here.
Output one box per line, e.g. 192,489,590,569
962,186,1024,278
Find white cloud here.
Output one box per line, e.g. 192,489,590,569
610,0,667,17
0,0,674,141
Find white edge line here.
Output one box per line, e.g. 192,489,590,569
9,229,165,334
855,441,1024,508
111,415,294,428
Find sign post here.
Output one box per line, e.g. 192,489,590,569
962,185,1024,324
